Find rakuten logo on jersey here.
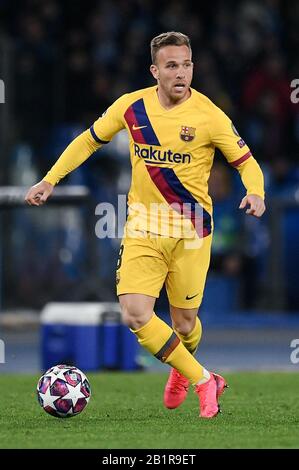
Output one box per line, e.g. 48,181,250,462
134,144,192,164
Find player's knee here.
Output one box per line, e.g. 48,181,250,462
173,319,195,336
119,301,151,330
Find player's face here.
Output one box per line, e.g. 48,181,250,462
150,45,193,105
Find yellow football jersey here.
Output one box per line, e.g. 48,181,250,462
44,85,264,238
90,86,260,237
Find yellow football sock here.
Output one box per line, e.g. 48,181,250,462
131,313,204,385
174,316,202,355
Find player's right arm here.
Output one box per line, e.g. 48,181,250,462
25,94,128,206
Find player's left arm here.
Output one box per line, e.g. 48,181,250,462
209,106,265,218
237,160,265,217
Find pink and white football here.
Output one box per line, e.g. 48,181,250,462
37,364,91,418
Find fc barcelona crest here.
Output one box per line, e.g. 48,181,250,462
180,126,196,142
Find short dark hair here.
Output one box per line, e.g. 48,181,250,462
150,31,191,64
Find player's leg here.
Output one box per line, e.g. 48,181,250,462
163,306,202,409
117,233,223,417
165,234,227,416
170,306,202,355
119,292,216,412
118,293,156,330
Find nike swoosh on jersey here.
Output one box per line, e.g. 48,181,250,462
132,124,148,130
185,293,199,300
124,98,160,145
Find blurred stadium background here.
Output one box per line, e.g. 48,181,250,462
0,0,299,374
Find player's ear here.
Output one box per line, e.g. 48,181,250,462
150,64,159,80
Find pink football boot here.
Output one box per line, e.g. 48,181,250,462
163,368,189,409
195,372,228,418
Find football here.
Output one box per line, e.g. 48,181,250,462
36,364,91,418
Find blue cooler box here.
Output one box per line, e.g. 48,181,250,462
40,302,139,372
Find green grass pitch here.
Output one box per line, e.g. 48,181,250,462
0,372,299,449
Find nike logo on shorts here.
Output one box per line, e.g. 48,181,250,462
132,124,147,130
186,293,199,300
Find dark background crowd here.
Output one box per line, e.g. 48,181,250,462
0,0,298,314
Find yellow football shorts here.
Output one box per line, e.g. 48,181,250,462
116,228,212,309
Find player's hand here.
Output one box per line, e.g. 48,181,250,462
25,180,54,206
239,194,265,217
